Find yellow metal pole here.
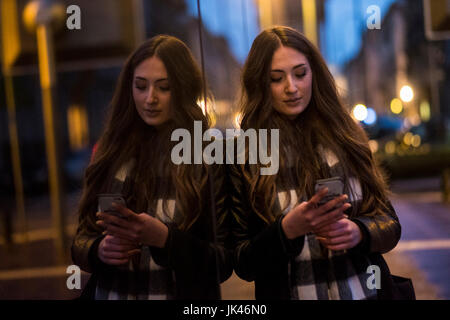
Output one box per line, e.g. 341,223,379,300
4,75,28,243
301,0,318,47
1,0,28,243
36,23,66,263
37,25,55,89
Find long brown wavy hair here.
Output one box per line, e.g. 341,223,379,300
239,26,391,224
77,35,209,234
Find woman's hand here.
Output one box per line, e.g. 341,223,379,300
281,188,351,240
96,203,169,248
97,234,141,266
315,218,363,251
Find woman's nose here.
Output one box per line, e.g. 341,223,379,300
145,87,157,104
285,76,298,94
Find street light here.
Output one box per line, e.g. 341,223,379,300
352,104,368,121
363,108,377,125
390,98,403,114
400,85,414,102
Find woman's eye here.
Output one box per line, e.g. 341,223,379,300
134,81,147,91
296,72,306,78
159,86,170,91
270,77,282,82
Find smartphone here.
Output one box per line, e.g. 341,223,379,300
98,194,127,219
314,177,344,207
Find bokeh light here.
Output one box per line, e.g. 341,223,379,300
353,104,368,121
400,85,414,102
363,108,377,125
420,101,431,122
390,98,403,114
385,141,396,154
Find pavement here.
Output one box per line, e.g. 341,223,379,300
0,176,449,300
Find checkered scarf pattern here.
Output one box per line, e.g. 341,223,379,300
94,161,177,300
277,148,378,300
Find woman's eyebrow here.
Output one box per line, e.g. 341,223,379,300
271,63,306,73
293,63,306,70
134,76,168,83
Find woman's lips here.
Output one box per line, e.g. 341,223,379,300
144,109,161,117
283,97,302,107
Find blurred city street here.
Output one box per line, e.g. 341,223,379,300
0,176,449,300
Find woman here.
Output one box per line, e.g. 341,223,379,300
71,35,232,299
229,26,402,300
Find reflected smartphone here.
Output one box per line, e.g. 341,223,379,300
314,177,344,207
98,193,127,219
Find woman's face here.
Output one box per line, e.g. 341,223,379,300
270,46,313,120
133,56,172,127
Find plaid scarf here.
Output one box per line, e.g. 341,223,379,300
94,161,177,300
277,148,378,300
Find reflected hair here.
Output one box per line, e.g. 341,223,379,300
78,35,209,234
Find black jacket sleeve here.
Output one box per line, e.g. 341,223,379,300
71,221,106,273
352,200,401,254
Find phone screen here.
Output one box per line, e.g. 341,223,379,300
314,177,344,206
98,194,127,218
